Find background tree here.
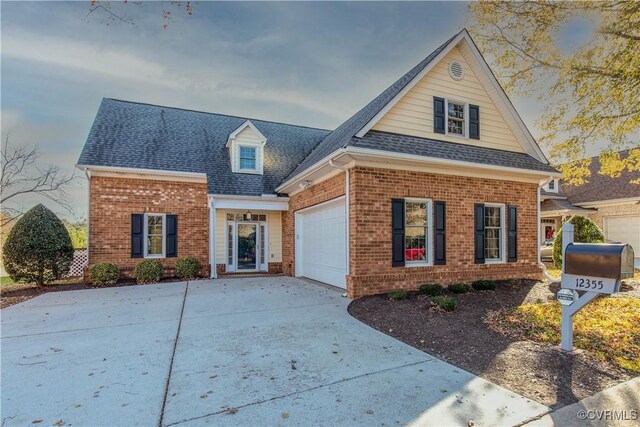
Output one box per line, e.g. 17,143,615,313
63,219,88,249
468,1,640,184
2,204,74,285
552,215,605,268
85,0,194,29
1,135,77,227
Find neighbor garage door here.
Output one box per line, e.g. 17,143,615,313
295,197,347,288
604,216,640,266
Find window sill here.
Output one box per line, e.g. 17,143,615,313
144,255,165,259
484,259,505,265
405,262,433,268
235,169,262,175
445,132,467,140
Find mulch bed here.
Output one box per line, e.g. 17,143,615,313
348,279,640,409
0,278,189,309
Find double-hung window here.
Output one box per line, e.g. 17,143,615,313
404,199,432,265
239,146,257,171
145,213,165,258
484,204,504,262
447,101,465,136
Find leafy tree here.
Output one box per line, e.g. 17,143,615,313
64,219,88,249
552,215,605,268
468,1,640,184
2,204,74,285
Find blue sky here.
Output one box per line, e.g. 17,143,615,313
1,1,587,220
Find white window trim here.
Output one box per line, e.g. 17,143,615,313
484,203,506,264
143,213,166,259
404,198,433,267
444,98,469,139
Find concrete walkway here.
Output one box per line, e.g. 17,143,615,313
2,277,549,426
523,377,640,427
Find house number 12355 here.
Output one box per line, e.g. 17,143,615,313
574,278,604,290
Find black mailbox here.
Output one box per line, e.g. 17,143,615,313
565,243,635,280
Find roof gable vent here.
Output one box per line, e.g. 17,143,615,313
448,61,464,80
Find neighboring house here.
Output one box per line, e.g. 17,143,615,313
77,29,560,298
540,148,640,266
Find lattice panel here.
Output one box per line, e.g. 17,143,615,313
65,249,88,278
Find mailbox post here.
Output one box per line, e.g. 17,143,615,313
558,224,635,352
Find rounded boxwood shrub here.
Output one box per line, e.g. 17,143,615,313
2,204,74,286
418,283,443,296
448,283,471,294
471,279,496,291
388,290,408,301
431,295,457,311
134,260,163,284
89,263,119,286
552,215,604,268
175,257,200,280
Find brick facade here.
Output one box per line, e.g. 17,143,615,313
88,176,209,278
347,167,542,298
282,173,346,276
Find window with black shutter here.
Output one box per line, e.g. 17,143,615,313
469,104,480,139
391,199,405,267
131,214,144,258
433,97,445,134
166,215,178,258
508,205,517,262
434,201,446,265
474,204,485,264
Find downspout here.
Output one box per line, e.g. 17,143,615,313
329,159,350,281
85,169,91,268
209,198,217,279
538,176,559,283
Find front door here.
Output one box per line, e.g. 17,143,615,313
237,223,258,271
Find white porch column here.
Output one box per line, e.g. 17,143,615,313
209,200,217,279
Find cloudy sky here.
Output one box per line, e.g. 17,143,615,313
1,1,593,221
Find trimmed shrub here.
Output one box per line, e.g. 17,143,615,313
472,279,496,291
448,283,471,294
2,204,74,285
418,283,444,296
388,290,408,301
175,257,201,280
553,215,605,268
134,260,163,284
89,263,119,286
431,295,457,311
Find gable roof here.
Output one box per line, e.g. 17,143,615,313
284,31,461,181
561,148,640,205
226,120,267,147
284,29,551,183
77,98,330,196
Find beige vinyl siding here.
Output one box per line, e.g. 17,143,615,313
372,47,524,153
215,209,282,264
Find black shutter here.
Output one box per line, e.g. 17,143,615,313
131,214,144,258
474,204,485,264
469,105,480,140
166,215,177,258
392,199,405,267
434,201,446,265
508,205,517,262
434,97,445,134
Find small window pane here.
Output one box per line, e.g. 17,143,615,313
484,206,502,261
405,202,427,226
227,224,233,265
405,226,427,261
148,236,163,256
447,102,465,136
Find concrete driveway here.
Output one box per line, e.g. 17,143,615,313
1,277,549,426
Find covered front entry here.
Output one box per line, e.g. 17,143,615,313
226,213,268,273
295,197,347,289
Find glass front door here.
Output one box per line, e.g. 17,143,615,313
237,223,257,270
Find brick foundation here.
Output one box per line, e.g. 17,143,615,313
88,175,210,279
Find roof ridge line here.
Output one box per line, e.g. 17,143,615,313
102,98,333,132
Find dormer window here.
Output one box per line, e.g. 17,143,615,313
226,120,267,175
548,179,555,190
544,179,559,193
239,146,257,171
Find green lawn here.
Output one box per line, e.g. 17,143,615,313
0,276,15,286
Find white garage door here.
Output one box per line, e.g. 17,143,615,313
295,197,347,288
604,216,640,266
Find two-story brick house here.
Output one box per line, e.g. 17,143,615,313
77,29,560,298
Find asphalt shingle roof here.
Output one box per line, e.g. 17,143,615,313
560,148,640,204
351,131,559,173
77,99,330,196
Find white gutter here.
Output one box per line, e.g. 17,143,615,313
328,159,350,281
76,164,207,180
209,200,217,279
538,176,560,283
275,148,348,193
343,146,562,178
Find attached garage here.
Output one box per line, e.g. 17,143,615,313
295,197,347,289
604,215,640,267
